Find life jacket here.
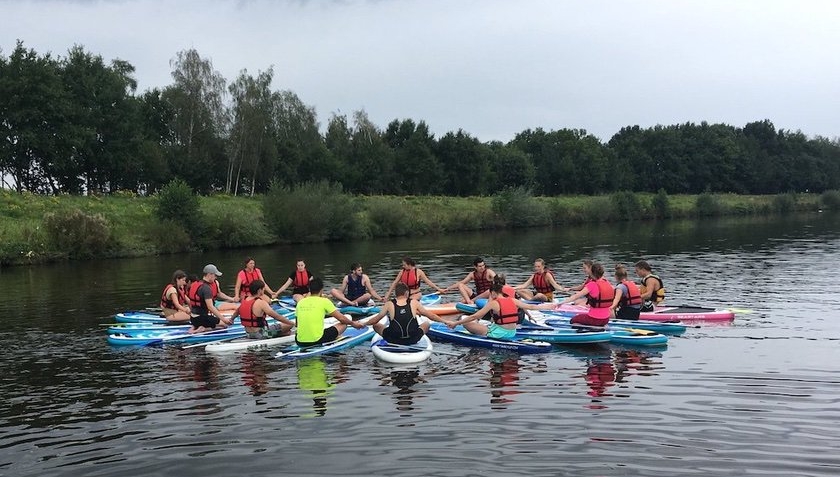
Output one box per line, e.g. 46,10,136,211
159,284,185,310
501,284,517,298
188,280,218,310
532,270,554,293
293,270,310,290
641,274,666,303
493,296,520,325
239,268,261,298
473,268,492,295
400,268,420,290
586,278,615,308
238,297,265,328
619,279,642,306
346,273,366,300
389,299,419,338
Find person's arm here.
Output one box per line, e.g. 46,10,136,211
328,309,364,328
415,302,449,324
610,287,624,311
363,275,384,302
234,273,244,301
449,300,495,327
364,302,392,326
515,276,534,290
384,272,402,300
261,302,296,327
445,272,474,292
204,296,230,324
216,282,238,303
273,277,293,297
546,273,566,292
559,287,590,305
513,298,556,311
168,287,190,313
419,270,446,294
257,270,277,296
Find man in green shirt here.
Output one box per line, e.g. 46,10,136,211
295,277,364,346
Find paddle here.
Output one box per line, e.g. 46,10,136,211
727,307,755,314
375,343,463,357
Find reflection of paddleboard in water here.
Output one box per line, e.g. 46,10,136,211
297,359,335,417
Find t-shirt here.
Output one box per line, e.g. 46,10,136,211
295,296,337,342
191,282,214,315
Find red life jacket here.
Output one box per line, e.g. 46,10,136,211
502,284,517,298
586,278,615,308
400,268,420,289
494,296,520,325
240,268,261,298
474,268,492,294
293,270,310,289
532,270,554,293
159,284,185,310
238,297,265,328
188,280,218,309
620,279,642,306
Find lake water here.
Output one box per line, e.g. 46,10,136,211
2,213,839,476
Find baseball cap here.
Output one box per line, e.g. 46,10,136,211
203,264,223,276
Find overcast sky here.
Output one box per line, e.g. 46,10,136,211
2,0,839,142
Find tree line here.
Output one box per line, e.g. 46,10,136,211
2,41,839,197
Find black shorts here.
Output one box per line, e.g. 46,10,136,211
296,326,340,347
616,307,641,321
190,314,220,328
382,325,424,345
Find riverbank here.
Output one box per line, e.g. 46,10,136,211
1,187,837,266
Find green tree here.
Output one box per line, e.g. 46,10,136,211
436,129,491,196
385,119,444,194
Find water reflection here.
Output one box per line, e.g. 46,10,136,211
239,353,272,397
488,352,522,410
296,358,336,417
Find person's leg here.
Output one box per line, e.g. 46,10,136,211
456,283,473,303
462,321,489,336
331,288,354,306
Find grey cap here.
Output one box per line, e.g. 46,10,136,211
203,264,223,276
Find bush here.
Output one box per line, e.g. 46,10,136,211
209,209,275,248
145,219,192,254
610,190,643,220
44,208,113,259
154,179,204,237
772,192,797,214
653,188,670,218
491,187,547,227
695,192,723,216
263,181,361,242
820,190,840,210
366,198,413,236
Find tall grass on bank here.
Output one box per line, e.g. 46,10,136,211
0,187,834,266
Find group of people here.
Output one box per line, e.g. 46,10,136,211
156,255,665,348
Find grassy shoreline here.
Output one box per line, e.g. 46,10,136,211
1,188,837,267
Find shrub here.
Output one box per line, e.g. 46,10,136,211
772,193,797,214
366,199,413,236
262,180,361,242
652,188,670,218
145,219,192,254
44,208,113,259
491,187,547,227
695,192,723,216
820,190,840,210
610,190,643,221
154,179,204,237
209,209,274,248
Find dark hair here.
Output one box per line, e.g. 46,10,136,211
490,282,505,294
244,257,255,266
186,274,198,284
614,264,628,280
582,259,593,267
395,283,409,296
296,258,306,264
402,257,416,267
635,260,652,272
591,263,605,279
248,279,265,295
350,262,361,271
473,257,484,266
493,274,507,285
308,277,324,293
171,270,187,286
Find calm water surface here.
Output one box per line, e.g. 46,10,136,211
2,214,840,476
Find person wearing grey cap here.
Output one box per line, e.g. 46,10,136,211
199,263,239,312
186,264,236,333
